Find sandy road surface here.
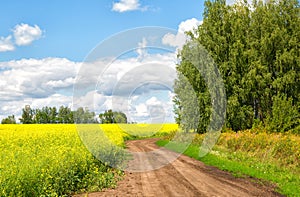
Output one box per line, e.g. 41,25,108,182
82,138,283,197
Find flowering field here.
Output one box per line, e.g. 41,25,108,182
0,124,177,196
217,129,300,169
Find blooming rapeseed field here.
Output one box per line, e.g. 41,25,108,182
0,123,177,196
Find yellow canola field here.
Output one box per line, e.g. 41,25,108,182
0,124,177,196
100,123,178,138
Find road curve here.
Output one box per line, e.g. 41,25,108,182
82,138,283,197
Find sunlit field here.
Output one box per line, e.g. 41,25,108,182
0,124,177,196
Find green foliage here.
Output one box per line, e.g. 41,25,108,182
19,105,34,124
99,109,114,124
174,0,300,133
19,105,97,124
57,106,74,123
1,115,16,124
157,129,300,196
226,96,253,131
99,109,127,124
34,106,58,123
73,107,98,124
174,41,226,133
266,94,300,134
113,111,127,124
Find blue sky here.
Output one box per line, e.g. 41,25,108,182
0,0,204,62
0,0,207,123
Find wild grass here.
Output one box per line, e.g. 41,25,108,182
158,129,300,196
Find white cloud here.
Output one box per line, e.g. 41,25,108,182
226,0,258,6
128,95,174,123
178,18,203,34
0,36,15,52
0,57,79,100
0,57,80,122
0,23,43,52
0,51,177,122
136,37,147,59
162,18,202,49
129,91,174,122
13,23,43,46
135,103,148,117
226,0,236,5
146,97,161,106
0,28,185,123
30,94,72,109
162,33,186,48
95,53,177,97
46,77,75,89
73,49,177,123
112,0,147,12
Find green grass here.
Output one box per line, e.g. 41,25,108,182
157,140,300,197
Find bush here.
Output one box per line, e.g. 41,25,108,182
267,94,300,134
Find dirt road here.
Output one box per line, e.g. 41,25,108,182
85,138,283,196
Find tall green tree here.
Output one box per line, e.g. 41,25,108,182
174,0,300,133
33,106,57,123
73,107,97,123
113,111,127,123
99,110,128,124
57,106,74,123
49,107,57,123
19,105,34,124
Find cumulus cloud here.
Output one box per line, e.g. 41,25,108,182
13,23,43,46
127,95,174,123
0,36,15,52
73,51,177,123
0,58,79,96
162,18,202,49
0,58,80,120
0,23,43,52
112,0,147,12
0,25,187,122
0,51,176,122
95,53,177,97
178,18,203,34
162,33,186,48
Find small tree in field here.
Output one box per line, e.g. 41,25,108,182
99,109,127,124
1,115,16,124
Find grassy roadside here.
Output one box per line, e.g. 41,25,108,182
156,133,300,197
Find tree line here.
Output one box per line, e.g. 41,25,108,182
1,105,128,124
19,105,97,124
174,0,300,134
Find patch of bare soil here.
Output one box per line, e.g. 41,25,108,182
78,138,283,197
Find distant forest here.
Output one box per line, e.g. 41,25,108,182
1,105,127,124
